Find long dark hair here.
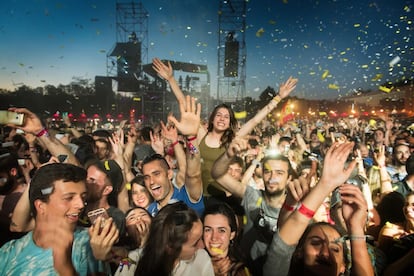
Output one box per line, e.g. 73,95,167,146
207,103,237,148
135,202,200,276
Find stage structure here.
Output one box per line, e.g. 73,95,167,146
95,1,211,122
106,1,149,92
217,0,247,102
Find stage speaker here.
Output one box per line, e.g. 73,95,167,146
224,41,239,77
109,42,141,78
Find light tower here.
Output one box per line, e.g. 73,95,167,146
217,0,247,102
107,1,149,92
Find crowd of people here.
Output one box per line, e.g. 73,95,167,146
0,58,414,275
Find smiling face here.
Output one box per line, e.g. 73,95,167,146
38,180,87,231
142,159,173,207
131,182,152,209
302,225,345,276
212,107,231,132
203,213,235,258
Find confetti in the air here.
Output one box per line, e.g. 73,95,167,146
389,56,401,67
256,28,265,37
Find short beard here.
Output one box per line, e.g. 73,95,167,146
265,188,286,197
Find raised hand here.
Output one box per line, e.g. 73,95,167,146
278,77,298,99
152,58,173,81
168,95,201,137
319,142,356,189
160,120,179,143
339,184,368,233
149,130,165,155
7,107,43,134
373,145,386,167
88,217,119,261
226,136,248,158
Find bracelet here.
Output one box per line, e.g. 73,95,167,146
187,136,197,142
282,202,297,211
35,128,49,138
297,203,315,219
272,95,282,103
186,141,198,155
347,235,367,241
171,140,179,147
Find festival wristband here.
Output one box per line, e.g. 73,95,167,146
282,202,297,212
187,135,197,142
35,128,49,138
297,203,315,219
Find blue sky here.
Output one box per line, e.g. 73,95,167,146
0,0,413,100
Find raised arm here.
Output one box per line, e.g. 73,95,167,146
161,120,186,188
339,184,374,276
8,107,80,166
211,136,249,198
263,142,356,275
279,142,354,244
168,96,202,202
152,58,186,104
237,77,297,137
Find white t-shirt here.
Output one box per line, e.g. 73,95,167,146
115,248,214,276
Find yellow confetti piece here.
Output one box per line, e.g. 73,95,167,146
210,247,224,254
321,70,329,80
319,111,327,116
268,20,276,25
243,215,247,225
340,51,346,55
379,86,393,93
371,74,383,81
354,23,361,27
317,132,325,142
256,197,263,207
369,119,376,126
234,111,247,119
256,27,265,37
361,64,369,69
309,71,316,75
328,84,340,89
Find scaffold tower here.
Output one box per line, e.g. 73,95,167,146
217,0,247,102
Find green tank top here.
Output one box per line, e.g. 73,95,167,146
199,134,226,197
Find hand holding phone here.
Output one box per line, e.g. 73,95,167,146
87,208,109,230
0,111,24,126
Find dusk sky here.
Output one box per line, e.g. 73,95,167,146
0,0,413,100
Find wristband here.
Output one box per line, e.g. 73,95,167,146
35,128,49,138
272,95,282,103
171,140,179,147
297,203,315,219
282,202,297,212
187,136,197,142
347,235,368,241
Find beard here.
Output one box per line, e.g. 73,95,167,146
265,186,286,197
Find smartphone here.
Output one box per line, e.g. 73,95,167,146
87,208,109,229
57,154,68,163
18,159,26,166
0,111,24,126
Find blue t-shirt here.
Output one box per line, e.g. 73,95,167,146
0,228,109,276
148,185,205,217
